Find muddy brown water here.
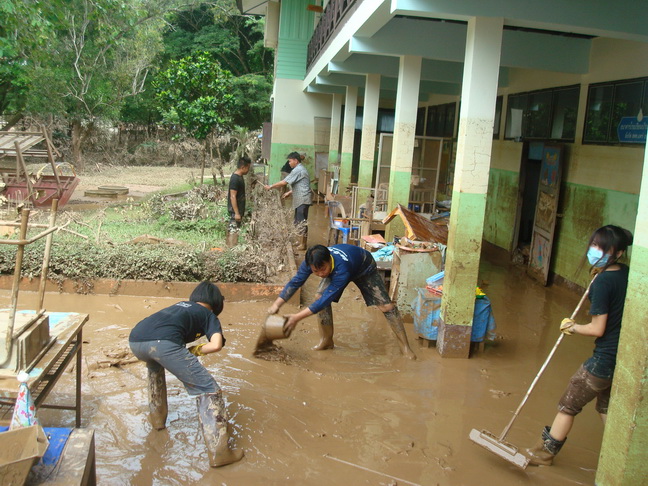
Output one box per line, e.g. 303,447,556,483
0,207,605,485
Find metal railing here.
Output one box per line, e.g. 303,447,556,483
307,0,357,68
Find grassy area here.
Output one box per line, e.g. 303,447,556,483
0,178,277,286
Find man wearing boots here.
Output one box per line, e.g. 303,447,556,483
129,281,244,467
227,156,252,247
267,244,417,359
264,152,312,250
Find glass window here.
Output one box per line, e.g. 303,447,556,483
584,77,648,144
493,96,503,138
425,103,456,137
416,107,426,136
584,85,613,142
505,86,579,141
551,88,579,140
610,81,643,142
443,104,455,138
377,108,394,133
526,91,552,138
505,93,527,139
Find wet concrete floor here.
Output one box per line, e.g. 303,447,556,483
0,205,606,485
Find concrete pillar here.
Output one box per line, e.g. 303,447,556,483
385,55,421,241
339,86,358,193
357,74,381,204
596,147,648,484
328,94,343,175
438,17,503,358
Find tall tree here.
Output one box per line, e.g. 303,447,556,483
159,0,273,130
154,51,235,181
0,0,56,128
3,0,184,164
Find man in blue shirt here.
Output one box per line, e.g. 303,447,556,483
268,244,417,359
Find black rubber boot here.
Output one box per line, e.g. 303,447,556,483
526,426,567,466
196,391,244,467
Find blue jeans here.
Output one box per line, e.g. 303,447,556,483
129,340,219,396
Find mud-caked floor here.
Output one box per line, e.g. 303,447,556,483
0,253,607,485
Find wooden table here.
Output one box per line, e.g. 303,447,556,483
0,312,89,427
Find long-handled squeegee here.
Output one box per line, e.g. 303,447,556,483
469,276,597,469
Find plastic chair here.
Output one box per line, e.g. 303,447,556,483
327,201,361,245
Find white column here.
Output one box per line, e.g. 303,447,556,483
438,16,503,358
386,55,422,240
328,93,343,169
339,86,358,191
358,74,381,194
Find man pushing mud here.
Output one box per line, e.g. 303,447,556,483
268,244,417,359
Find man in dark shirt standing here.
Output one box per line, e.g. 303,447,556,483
227,156,251,246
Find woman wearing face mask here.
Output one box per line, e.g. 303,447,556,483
526,225,633,466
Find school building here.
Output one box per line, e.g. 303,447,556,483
237,1,648,482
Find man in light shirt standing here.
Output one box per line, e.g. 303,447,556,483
264,151,312,250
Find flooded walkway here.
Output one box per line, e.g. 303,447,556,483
0,205,605,485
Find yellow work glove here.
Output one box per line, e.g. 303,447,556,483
188,343,206,356
560,318,576,335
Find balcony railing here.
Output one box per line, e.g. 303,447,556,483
307,0,357,68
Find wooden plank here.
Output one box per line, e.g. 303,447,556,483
382,204,449,244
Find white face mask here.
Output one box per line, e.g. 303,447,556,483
587,246,609,267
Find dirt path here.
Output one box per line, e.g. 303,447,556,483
68,166,210,206
0,207,607,485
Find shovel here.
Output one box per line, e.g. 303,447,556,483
469,275,597,469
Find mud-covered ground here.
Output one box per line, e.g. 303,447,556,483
0,207,606,485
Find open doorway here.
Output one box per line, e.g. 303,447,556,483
513,141,543,261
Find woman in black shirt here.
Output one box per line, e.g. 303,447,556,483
526,225,633,466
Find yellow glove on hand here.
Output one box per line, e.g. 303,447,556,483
188,343,206,356
560,318,576,335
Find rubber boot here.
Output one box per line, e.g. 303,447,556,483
297,234,308,251
147,367,168,430
526,426,566,466
313,306,334,350
196,391,244,467
383,307,417,360
226,232,238,247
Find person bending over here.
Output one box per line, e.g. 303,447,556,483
129,281,244,467
268,244,417,360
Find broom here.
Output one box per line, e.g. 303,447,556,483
469,275,597,469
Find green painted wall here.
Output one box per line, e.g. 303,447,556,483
442,190,488,326
483,171,639,287
552,183,638,287
339,151,353,191
483,168,518,251
269,142,316,187
276,0,314,80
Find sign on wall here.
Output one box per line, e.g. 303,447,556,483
617,115,648,144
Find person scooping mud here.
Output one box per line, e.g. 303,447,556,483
129,281,244,467
268,244,417,359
